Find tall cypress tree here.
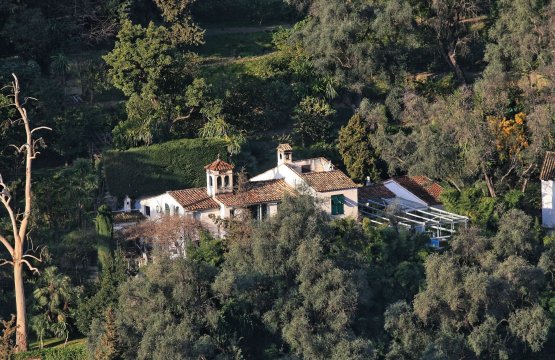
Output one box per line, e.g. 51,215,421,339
95,204,113,271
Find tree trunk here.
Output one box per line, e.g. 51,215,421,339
521,178,529,193
439,44,466,84
482,167,496,198
14,261,28,352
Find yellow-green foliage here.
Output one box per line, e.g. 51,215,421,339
14,341,88,360
104,138,228,199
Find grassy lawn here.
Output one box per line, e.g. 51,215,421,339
200,52,286,84
29,336,86,350
196,30,277,58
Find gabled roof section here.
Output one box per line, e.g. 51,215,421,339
300,170,357,192
277,143,293,151
215,179,294,207
204,158,234,171
168,188,220,211
393,176,443,205
540,151,555,181
359,184,395,200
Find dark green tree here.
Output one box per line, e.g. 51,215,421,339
103,14,202,147
292,96,335,146
385,219,552,359
338,100,386,182
77,250,127,335
112,255,225,359
214,195,374,359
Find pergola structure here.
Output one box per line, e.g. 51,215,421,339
359,198,469,249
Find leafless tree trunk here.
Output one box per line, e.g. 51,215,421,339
0,74,50,353
481,165,496,198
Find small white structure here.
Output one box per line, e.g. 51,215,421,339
123,195,132,212
541,151,555,228
137,144,359,232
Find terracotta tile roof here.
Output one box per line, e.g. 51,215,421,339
540,151,555,181
359,184,395,200
300,170,357,192
277,143,293,151
204,159,234,171
393,176,443,205
216,179,294,207
168,188,220,211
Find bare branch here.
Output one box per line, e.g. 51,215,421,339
0,235,14,257
20,259,40,274
22,252,42,262
8,144,27,154
0,259,14,267
30,126,52,134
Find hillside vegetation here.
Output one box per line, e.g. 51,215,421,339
0,0,554,359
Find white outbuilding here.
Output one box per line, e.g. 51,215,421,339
541,151,555,228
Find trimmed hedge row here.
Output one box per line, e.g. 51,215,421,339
13,342,88,360
103,138,228,199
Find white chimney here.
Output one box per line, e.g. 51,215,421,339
277,144,293,166
123,195,132,212
365,176,372,186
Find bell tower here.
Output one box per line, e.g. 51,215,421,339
277,143,293,166
205,155,234,196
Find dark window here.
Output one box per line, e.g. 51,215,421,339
331,195,344,215
209,176,213,186
217,176,222,189
261,204,268,219
301,165,311,173
285,153,290,160
224,175,230,187
165,203,170,215
174,206,179,215
145,206,151,216
249,205,258,220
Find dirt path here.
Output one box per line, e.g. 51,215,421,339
205,24,292,36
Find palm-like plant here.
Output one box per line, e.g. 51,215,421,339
198,110,245,156
31,267,76,347
50,53,70,86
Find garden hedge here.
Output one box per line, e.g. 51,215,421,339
13,341,88,360
103,138,228,200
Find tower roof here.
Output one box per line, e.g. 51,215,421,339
204,158,234,171
277,143,293,151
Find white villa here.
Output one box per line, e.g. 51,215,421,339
541,151,555,228
119,144,469,250
138,144,359,228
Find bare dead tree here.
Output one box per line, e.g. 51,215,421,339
0,74,50,352
120,215,205,259
209,168,254,244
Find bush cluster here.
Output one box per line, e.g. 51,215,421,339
13,342,88,360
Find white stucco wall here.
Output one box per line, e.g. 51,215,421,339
268,203,278,216
250,163,306,189
315,188,359,219
542,180,555,228
287,158,332,173
383,180,428,206
139,193,183,219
